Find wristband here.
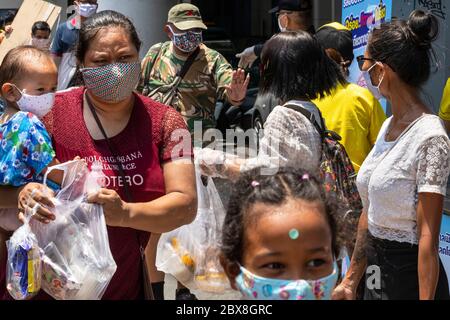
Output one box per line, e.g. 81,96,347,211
46,179,61,194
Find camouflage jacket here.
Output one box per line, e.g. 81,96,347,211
138,42,233,132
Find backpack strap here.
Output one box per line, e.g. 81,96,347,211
284,103,326,139
284,102,344,142
144,44,200,99
177,46,201,80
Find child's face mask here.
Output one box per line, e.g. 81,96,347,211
235,261,338,300
11,84,55,118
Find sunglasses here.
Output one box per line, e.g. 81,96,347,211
356,55,376,71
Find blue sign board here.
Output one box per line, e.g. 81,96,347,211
439,214,450,290
342,0,393,112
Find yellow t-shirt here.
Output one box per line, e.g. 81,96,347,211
439,78,450,121
313,83,387,172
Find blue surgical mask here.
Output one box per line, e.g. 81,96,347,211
362,62,384,100
235,262,338,300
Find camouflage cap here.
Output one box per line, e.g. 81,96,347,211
168,3,208,31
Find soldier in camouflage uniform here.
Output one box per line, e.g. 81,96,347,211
138,3,249,136
138,3,249,301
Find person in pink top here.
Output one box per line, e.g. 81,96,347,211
0,10,197,300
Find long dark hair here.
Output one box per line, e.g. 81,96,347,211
221,167,349,264
368,10,439,88
259,31,346,102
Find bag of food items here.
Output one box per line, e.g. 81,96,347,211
6,220,42,300
156,163,231,294
7,160,117,300
33,160,116,300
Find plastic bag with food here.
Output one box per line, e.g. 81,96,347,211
156,162,231,294
31,160,116,300
6,217,42,300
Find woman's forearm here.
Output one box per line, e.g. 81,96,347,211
418,237,440,300
123,192,197,234
416,193,445,300
343,211,369,288
0,186,22,209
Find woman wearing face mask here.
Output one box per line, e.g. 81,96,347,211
333,10,450,300
0,46,66,290
0,11,197,300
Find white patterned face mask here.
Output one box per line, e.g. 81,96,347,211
12,85,55,119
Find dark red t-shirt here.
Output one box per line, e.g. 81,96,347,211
1,87,192,300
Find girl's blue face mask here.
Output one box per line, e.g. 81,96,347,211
235,261,338,300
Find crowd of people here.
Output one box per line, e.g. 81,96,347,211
0,0,450,301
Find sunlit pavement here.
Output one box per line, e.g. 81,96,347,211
164,274,241,300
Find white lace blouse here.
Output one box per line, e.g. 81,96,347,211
357,115,450,244
241,102,322,173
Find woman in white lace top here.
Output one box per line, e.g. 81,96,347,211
333,10,450,300
198,31,345,179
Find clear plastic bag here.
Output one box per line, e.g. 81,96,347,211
31,160,117,300
6,221,42,300
156,163,231,294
